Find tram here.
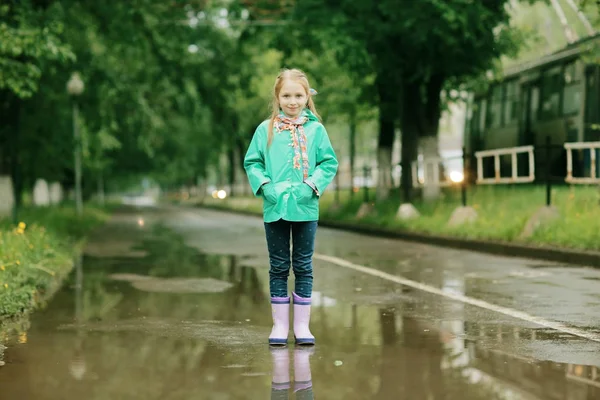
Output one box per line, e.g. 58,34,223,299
464,33,600,180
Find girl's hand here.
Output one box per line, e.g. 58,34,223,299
298,182,316,202
261,183,278,203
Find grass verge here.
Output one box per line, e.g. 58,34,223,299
0,204,112,325
197,184,600,251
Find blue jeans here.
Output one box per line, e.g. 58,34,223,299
264,219,318,298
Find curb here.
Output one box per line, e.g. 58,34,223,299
196,204,600,269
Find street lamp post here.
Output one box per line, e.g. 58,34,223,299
67,72,84,216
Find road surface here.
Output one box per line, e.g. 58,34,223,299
1,205,599,399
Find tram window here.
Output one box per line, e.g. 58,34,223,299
504,80,519,124
468,101,480,146
469,101,479,134
540,67,561,119
563,61,582,115
478,98,487,132
530,87,539,122
563,85,581,115
487,85,503,128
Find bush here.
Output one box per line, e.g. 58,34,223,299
0,205,110,320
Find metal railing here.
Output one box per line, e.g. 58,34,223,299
565,141,600,184
195,139,600,210
475,145,535,184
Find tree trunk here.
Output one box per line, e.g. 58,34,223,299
377,147,392,200
419,75,444,201
400,128,419,203
227,146,235,197
420,135,441,201
400,75,444,202
237,136,250,195
349,110,356,198
399,81,420,203
8,100,23,223
97,170,105,206
376,73,397,201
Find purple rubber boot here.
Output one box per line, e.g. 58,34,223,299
292,292,315,345
293,347,314,393
271,347,290,395
269,296,290,346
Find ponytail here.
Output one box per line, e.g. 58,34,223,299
267,116,276,147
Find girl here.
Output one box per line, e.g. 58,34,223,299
243,68,338,346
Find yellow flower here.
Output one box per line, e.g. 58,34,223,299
0,265,4,271
18,222,26,230
15,260,20,265
3,283,7,288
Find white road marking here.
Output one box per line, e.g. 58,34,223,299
314,253,600,343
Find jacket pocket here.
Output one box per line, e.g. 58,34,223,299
294,183,315,205
261,183,278,204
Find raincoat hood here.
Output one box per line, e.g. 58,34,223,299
278,108,319,122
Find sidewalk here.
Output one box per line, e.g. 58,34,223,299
194,198,600,269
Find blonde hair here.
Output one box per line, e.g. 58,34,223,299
267,68,321,146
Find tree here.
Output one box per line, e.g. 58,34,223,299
294,0,530,201
0,1,74,221
227,2,378,195
1,0,240,209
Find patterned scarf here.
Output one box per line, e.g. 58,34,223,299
274,113,310,180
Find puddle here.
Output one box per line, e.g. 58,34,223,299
1,208,600,399
108,274,234,294
57,318,266,346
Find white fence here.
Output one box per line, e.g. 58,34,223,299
412,141,599,188
196,141,600,196
565,141,600,184
475,145,535,184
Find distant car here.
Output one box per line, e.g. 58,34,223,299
121,194,156,206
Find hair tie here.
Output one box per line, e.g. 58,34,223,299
309,88,318,96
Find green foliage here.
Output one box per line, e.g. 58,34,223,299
501,0,600,70
0,0,250,196
294,0,524,88
1,0,581,197
0,204,110,319
0,2,74,98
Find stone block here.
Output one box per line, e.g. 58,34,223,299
328,202,342,213
520,205,560,239
396,203,420,220
33,179,50,206
356,202,374,219
0,176,14,216
49,182,64,204
447,206,478,227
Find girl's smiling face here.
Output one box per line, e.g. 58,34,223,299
278,80,307,118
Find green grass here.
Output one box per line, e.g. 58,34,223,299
0,204,111,322
201,184,600,251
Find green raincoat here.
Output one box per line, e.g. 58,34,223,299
243,109,338,223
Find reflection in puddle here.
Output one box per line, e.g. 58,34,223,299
270,348,314,399
108,274,234,294
1,216,600,399
57,318,266,346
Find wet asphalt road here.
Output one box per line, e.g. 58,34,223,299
1,205,600,399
